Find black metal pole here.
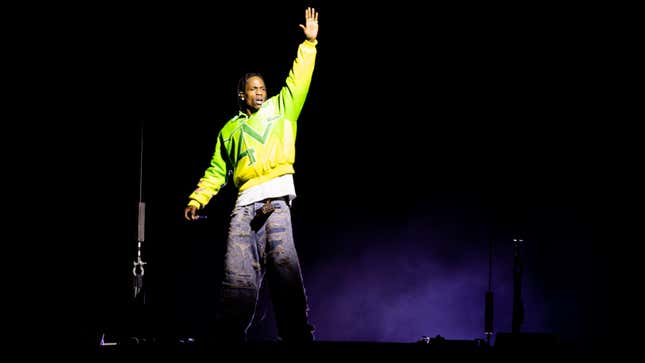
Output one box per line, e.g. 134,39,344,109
484,236,494,345
511,237,524,334
133,122,147,305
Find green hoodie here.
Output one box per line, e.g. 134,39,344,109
188,39,317,209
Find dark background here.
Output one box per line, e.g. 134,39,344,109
29,0,602,352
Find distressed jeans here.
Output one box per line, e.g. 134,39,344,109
215,198,314,343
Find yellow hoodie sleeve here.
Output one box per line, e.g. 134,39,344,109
187,133,229,208
276,39,317,125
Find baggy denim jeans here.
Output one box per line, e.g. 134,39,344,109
215,198,314,342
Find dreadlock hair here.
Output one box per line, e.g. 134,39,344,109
237,72,265,111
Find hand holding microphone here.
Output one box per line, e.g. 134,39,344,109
184,205,207,221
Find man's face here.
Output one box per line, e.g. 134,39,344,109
241,76,267,113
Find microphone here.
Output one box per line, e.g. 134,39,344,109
195,215,208,220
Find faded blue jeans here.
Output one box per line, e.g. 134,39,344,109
214,198,314,343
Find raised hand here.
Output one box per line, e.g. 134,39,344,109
299,7,319,42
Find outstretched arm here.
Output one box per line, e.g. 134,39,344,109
299,7,319,42
276,7,319,121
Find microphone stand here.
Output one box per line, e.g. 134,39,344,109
484,236,494,346
133,124,147,305
128,123,152,346
511,237,524,334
